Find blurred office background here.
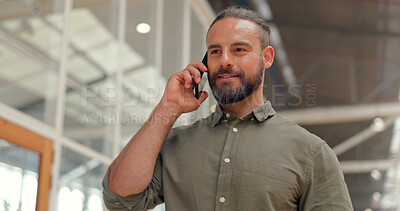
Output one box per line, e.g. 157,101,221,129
0,0,399,210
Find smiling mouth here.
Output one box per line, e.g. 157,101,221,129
218,74,240,79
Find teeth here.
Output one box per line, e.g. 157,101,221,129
220,76,233,78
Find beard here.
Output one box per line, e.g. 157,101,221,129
208,59,264,105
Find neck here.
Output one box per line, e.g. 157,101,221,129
219,88,264,118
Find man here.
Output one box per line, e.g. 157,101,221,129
103,6,353,211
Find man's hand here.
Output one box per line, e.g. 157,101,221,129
160,62,208,114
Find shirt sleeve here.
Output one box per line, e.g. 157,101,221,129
102,154,164,211
299,142,353,211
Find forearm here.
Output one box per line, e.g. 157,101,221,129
108,104,179,197
107,61,208,198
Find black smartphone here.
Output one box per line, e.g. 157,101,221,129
194,52,208,99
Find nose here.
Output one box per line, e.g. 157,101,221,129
220,49,233,69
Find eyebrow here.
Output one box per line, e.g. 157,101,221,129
207,41,253,50
232,41,252,48
207,44,221,50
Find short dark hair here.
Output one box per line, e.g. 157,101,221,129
207,6,271,48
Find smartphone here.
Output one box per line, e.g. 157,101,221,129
194,52,208,99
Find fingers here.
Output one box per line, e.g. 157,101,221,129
186,66,201,84
177,62,207,88
190,62,208,72
186,62,207,84
181,70,193,89
184,91,208,110
167,62,207,96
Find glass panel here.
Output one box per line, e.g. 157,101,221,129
119,0,159,149
56,146,170,211
162,0,184,79
0,139,39,211
56,147,106,211
190,8,206,63
0,0,63,126
63,0,119,155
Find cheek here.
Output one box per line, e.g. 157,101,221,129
207,68,216,79
236,56,259,72
241,52,260,63
207,63,219,76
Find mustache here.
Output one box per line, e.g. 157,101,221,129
213,67,244,77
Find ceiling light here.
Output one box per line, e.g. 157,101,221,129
136,23,151,34
372,192,381,201
364,208,372,211
370,169,382,181
371,117,385,132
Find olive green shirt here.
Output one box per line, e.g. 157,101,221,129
103,101,353,211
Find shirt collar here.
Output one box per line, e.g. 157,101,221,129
211,101,276,127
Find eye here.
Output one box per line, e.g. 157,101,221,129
235,48,245,52
210,49,221,54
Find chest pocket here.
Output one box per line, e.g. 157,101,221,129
238,160,299,210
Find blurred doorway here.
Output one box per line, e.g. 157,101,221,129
0,118,52,211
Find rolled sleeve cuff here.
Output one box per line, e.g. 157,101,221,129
102,168,148,210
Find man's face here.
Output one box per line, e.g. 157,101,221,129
206,18,267,104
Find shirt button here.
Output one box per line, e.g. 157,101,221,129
224,158,230,163
226,113,230,118
219,197,226,203
233,127,238,132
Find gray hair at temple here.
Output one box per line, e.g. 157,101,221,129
207,6,271,48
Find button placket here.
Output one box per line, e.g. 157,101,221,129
214,123,240,210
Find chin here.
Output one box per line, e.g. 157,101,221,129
218,82,240,89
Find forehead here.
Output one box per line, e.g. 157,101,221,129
206,17,261,47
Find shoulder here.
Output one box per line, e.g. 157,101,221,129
263,114,326,157
165,113,213,144
268,114,325,144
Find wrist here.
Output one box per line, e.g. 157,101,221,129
149,104,181,126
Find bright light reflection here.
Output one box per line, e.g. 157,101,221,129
58,187,71,211
0,167,7,204
71,189,84,210
88,194,102,211
58,187,85,211
136,23,151,34
371,117,385,132
8,170,22,210
372,192,381,201
0,164,38,211
21,174,37,211
370,169,382,181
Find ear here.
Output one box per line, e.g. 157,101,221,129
262,46,274,69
